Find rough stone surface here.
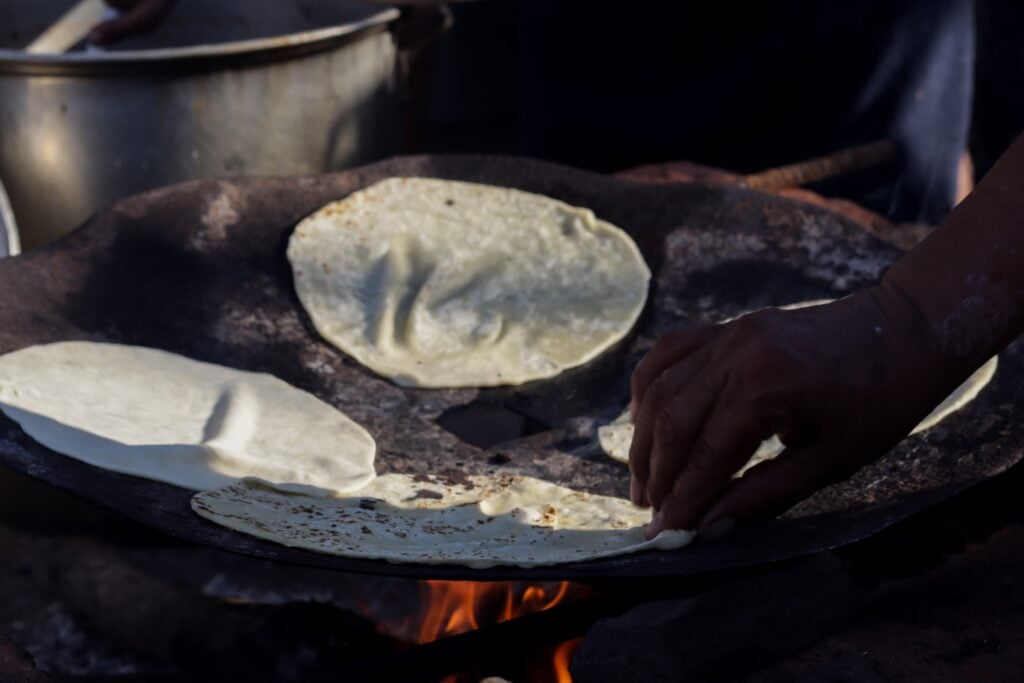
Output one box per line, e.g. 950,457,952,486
571,553,855,682
0,635,52,683
743,523,1024,683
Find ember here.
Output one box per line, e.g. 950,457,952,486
418,580,588,681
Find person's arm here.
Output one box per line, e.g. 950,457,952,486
629,134,1024,538
88,0,176,46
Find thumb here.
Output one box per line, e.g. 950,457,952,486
696,444,868,534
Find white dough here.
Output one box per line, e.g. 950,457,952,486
0,342,376,494
192,473,694,568
287,178,651,388
599,412,786,475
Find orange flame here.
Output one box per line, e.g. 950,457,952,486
553,638,583,683
419,580,584,682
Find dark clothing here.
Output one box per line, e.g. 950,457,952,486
424,1,975,224
516,1,974,223
972,0,1024,179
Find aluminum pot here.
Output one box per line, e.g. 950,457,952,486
0,0,403,249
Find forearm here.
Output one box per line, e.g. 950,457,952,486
881,134,1024,373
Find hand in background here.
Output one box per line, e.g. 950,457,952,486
88,0,176,46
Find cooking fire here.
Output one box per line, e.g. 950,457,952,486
415,580,585,683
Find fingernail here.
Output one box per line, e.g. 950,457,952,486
699,516,737,541
630,477,642,506
628,399,637,421
645,511,665,540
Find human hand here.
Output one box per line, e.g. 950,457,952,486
628,287,968,538
88,0,176,46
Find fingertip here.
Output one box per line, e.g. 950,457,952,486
645,511,664,540
649,493,699,537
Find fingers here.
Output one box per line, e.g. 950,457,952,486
645,403,766,537
628,346,712,506
629,326,717,422
696,444,863,534
89,0,175,45
644,368,718,508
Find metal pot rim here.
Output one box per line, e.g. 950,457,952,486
0,7,399,76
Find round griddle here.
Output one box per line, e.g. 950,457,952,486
0,155,1020,581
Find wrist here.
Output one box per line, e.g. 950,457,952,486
880,257,1015,373
869,275,977,381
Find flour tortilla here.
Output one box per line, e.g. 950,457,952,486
192,473,694,568
287,177,651,388
0,342,376,494
599,357,998,471
600,297,998,470
598,413,787,476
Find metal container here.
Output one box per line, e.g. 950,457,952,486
0,1,401,249
0,177,19,257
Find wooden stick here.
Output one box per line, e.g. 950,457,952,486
744,140,895,191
